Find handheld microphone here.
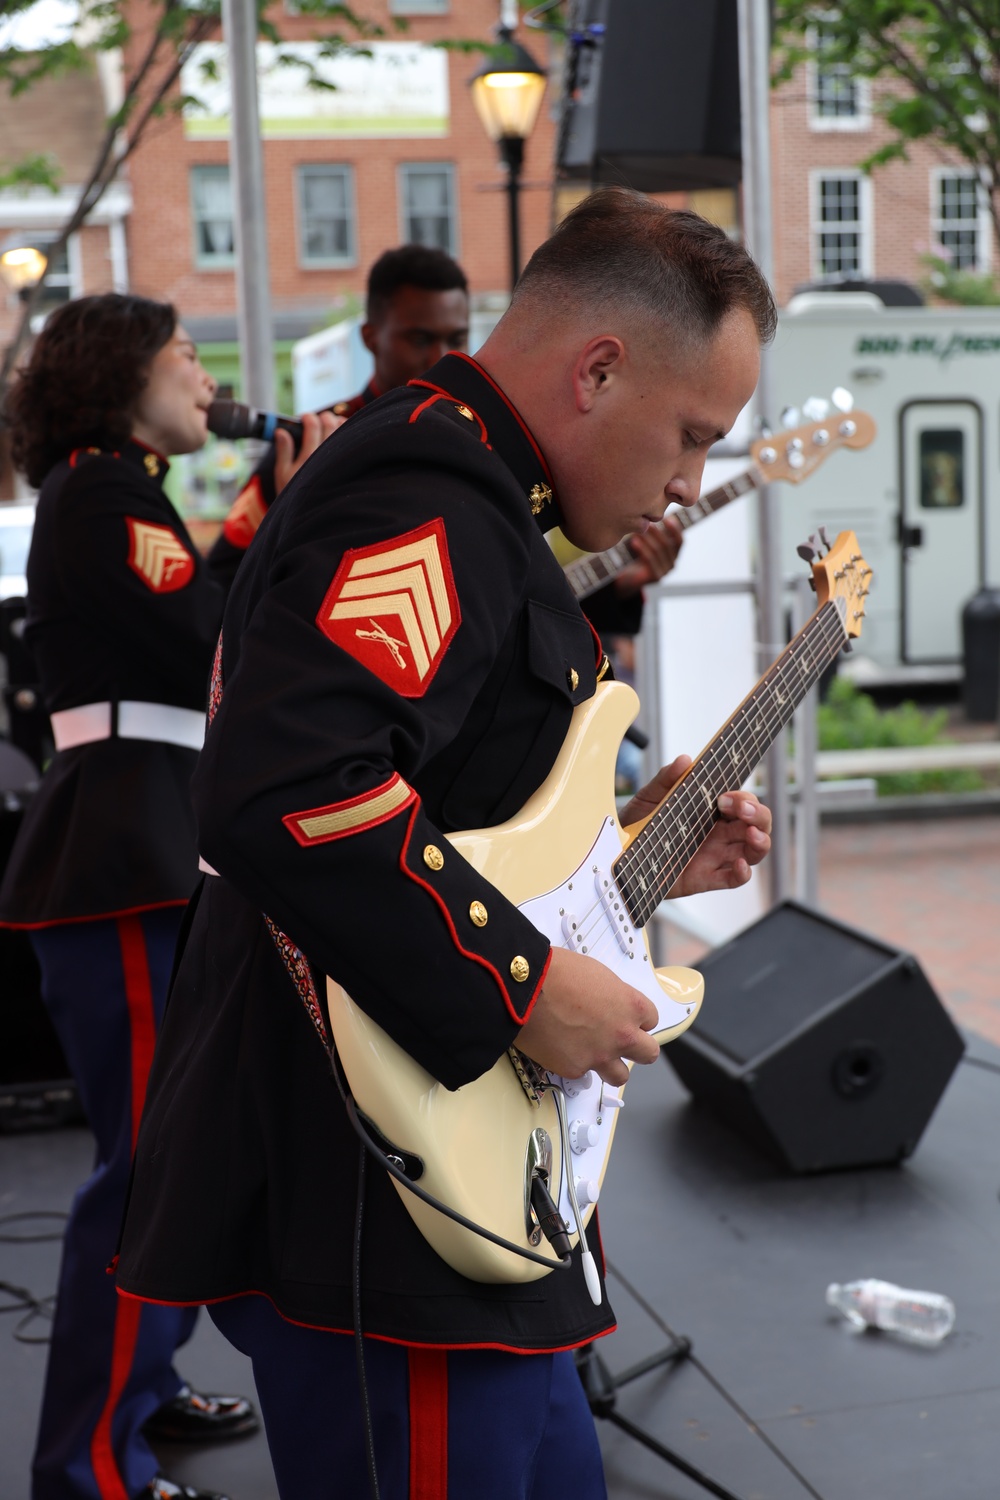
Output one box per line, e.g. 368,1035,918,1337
206,398,304,451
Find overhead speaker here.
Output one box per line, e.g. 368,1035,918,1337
557,0,741,193
664,901,965,1173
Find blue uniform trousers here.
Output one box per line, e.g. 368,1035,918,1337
30,910,198,1500
209,1293,608,1500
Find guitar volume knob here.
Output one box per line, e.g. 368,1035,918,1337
575,1177,600,1208
570,1120,600,1154
562,1072,593,1097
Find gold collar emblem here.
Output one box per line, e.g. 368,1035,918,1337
143,452,161,478
528,483,553,515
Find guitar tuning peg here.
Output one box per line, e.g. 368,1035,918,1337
802,396,830,422
780,406,800,430
796,540,818,563
818,525,832,551
831,386,854,412
753,414,773,438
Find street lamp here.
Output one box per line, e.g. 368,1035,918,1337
469,26,547,293
0,240,48,301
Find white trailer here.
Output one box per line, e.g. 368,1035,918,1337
769,293,1000,683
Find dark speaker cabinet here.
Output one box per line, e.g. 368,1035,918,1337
665,901,965,1172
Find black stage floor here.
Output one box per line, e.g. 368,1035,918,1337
2,1033,999,1500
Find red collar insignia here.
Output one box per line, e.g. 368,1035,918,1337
316,518,460,697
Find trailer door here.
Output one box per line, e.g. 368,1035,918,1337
900,401,983,662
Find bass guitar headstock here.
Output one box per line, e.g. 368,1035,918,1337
752,393,876,485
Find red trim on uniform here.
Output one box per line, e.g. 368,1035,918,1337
90,1295,142,1500
448,353,554,486
68,446,104,468
0,898,189,932
408,391,449,424
117,915,158,1153
407,382,490,446
586,617,605,670
116,1287,615,1356
408,1347,448,1498
398,801,549,1026
282,773,417,847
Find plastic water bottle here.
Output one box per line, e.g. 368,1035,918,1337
825,1278,955,1346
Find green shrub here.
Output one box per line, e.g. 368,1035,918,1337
817,677,985,796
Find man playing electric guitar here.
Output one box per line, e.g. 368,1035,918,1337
116,189,775,1500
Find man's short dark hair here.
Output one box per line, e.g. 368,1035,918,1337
513,188,777,350
366,244,468,323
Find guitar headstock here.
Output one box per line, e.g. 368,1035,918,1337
751,404,876,485
799,528,872,643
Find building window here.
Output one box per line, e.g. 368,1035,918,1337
297,165,355,267
808,26,869,130
390,0,449,11
191,165,235,268
813,173,870,280
399,164,457,255
933,172,987,273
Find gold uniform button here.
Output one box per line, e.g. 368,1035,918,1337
143,453,160,477
333,401,349,416
567,667,579,692
422,844,444,871
469,900,488,928
510,955,530,983
455,404,475,421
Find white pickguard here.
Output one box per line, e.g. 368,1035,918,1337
519,817,701,1228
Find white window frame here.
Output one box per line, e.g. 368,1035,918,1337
930,168,992,275
296,164,357,269
397,163,458,258
810,169,874,282
389,0,449,11
806,24,871,132
190,164,236,271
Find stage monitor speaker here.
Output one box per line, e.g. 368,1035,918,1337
557,0,741,193
664,901,965,1173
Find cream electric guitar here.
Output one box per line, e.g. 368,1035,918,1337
327,533,871,1286
563,401,876,601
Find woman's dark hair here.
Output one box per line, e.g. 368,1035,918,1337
5,292,177,487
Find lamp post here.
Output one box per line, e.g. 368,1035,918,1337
0,241,48,302
469,26,547,293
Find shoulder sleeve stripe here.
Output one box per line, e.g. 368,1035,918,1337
282,773,416,847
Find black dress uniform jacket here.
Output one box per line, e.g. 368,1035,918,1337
0,442,224,927
116,355,618,1352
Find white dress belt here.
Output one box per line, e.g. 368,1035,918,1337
51,700,206,753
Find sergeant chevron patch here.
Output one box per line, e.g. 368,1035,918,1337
316,518,460,696
221,475,266,549
126,517,195,593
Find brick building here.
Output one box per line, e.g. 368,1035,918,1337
121,0,559,410
769,41,998,307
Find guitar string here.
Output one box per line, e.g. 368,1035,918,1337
619,604,848,924
562,604,847,952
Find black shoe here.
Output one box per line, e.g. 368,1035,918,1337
143,1478,232,1500
143,1386,259,1444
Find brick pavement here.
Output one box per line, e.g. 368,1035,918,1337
660,812,1000,1044
816,814,1000,1044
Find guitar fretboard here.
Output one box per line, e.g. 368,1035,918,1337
564,466,761,601
613,598,847,928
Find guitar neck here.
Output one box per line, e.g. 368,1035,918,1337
613,597,847,927
564,464,762,600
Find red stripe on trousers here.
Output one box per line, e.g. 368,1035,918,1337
408,1347,448,1498
90,916,159,1498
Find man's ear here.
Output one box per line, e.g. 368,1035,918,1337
360,321,377,355
572,336,625,413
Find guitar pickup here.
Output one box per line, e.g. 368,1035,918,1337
594,869,635,956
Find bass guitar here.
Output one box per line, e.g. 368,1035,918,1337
563,401,875,600
327,531,871,1286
